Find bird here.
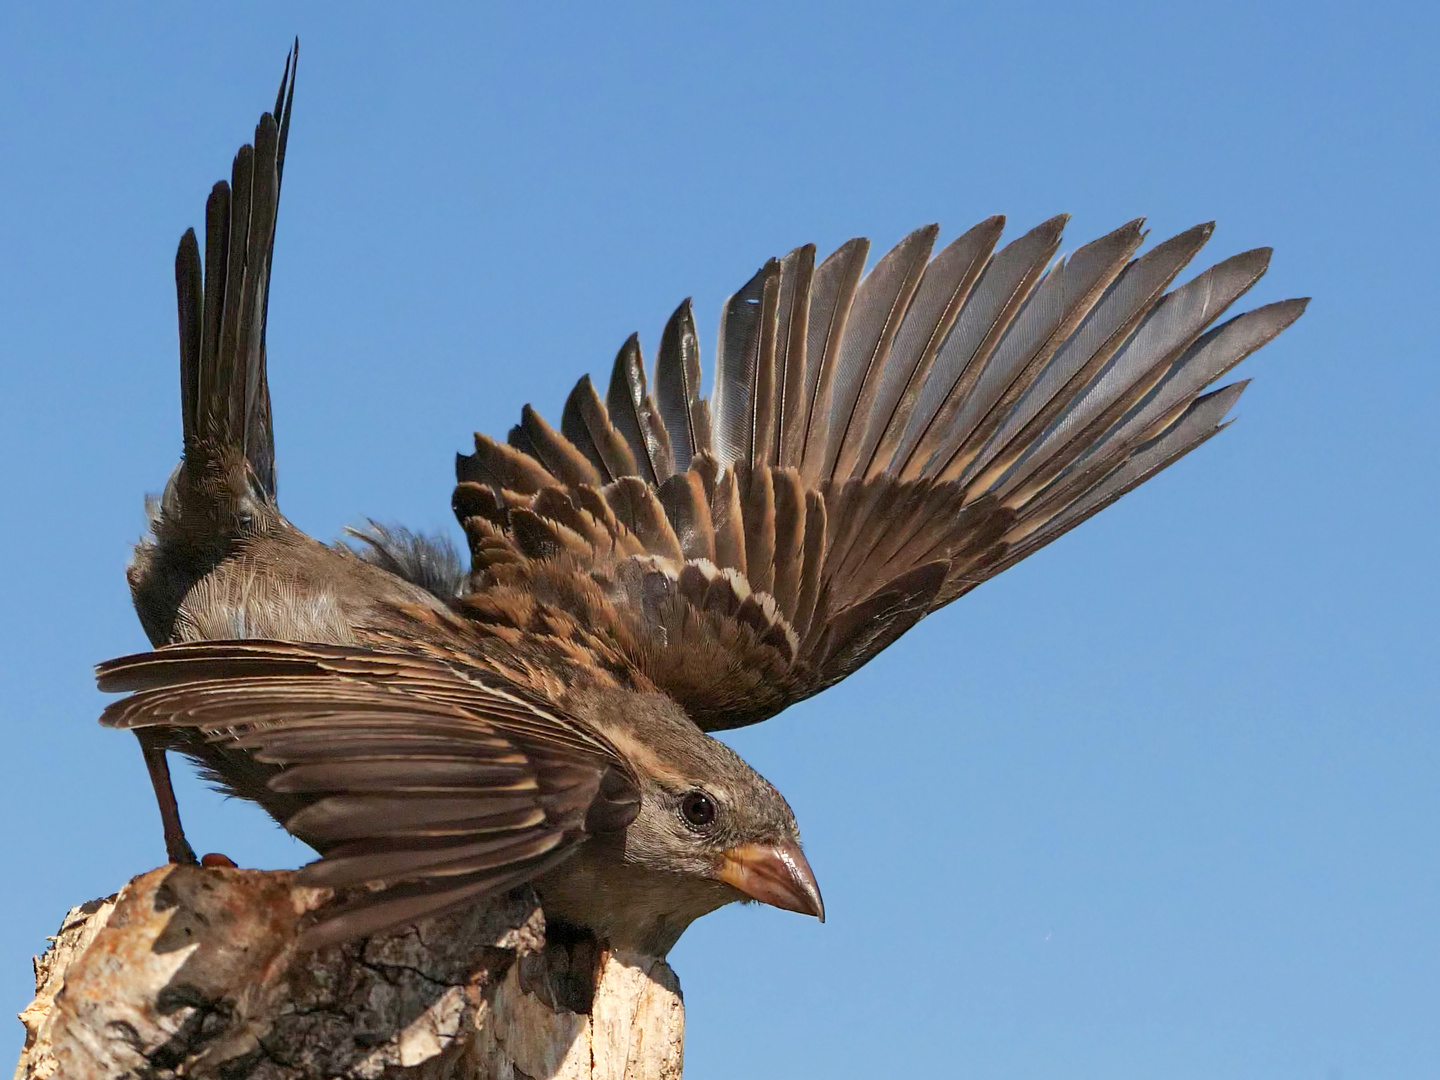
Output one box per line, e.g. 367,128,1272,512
98,43,1308,955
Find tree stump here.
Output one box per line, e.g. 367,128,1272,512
14,865,684,1079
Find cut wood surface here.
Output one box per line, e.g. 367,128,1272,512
14,864,683,1080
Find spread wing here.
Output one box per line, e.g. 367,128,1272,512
97,640,640,948
452,216,1307,730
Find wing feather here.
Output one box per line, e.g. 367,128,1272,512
513,404,604,488
823,224,938,481
97,641,637,947
773,246,817,468
917,218,1145,484
657,471,717,562
888,215,1069,479
607,333,676,484
858,216,1005,478
989,246,1273,503
713,261,780,467
798,239,869,482
952,222,1214,488
562,375,638,482
449,217,1303,730
655,300,711,470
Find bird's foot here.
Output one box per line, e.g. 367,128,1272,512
166,833,199,866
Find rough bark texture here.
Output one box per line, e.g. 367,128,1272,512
14,865,684,1080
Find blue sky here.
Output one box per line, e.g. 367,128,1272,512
1,3,1435,1077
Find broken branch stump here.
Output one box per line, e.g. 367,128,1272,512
14,865,684,1079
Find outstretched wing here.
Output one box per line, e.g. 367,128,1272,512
452,217,1306,730
98,640,639,948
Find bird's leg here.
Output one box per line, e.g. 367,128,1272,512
135,731,198,865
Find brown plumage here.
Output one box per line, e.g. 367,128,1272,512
102,46,1306,955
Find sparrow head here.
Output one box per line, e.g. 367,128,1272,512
573,688,824,925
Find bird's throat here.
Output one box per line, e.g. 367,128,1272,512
532,843,739,958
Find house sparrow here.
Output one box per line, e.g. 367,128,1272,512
99,44,1307,954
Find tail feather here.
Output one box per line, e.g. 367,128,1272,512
174,228,203,448
175,41,296,510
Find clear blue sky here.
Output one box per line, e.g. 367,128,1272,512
2,4,1435,1077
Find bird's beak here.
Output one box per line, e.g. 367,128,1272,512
716,838,825,921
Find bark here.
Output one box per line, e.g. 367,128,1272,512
14,865,684,1080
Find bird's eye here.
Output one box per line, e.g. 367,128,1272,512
680,790,717,829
